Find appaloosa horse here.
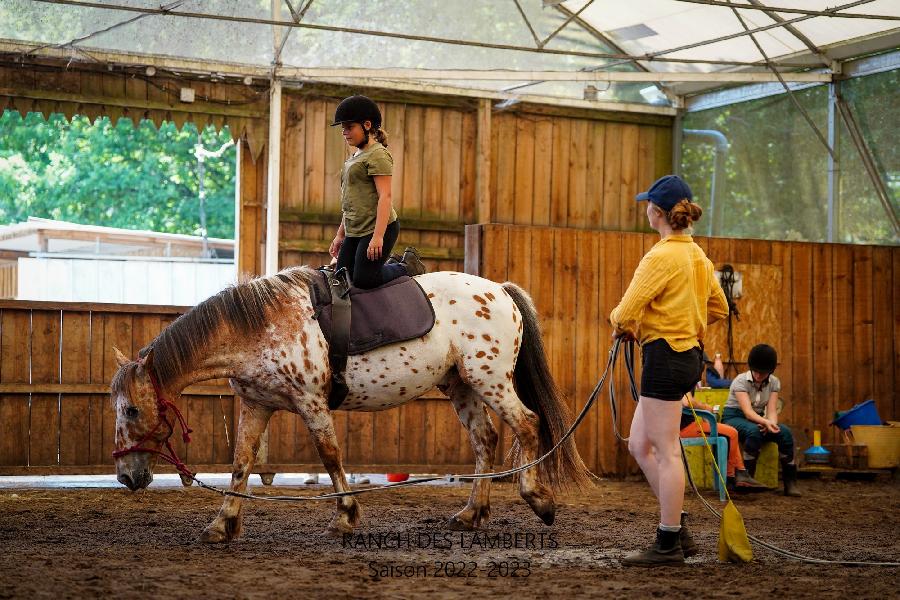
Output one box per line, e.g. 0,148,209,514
111,267,588,542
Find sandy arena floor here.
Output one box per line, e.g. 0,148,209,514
0,476,897,599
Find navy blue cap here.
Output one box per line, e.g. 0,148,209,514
635,175,693,211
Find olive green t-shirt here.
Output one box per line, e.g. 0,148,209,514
340,142,397,237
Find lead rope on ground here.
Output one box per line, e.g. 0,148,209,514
610,341,899,567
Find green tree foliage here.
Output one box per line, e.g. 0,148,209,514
0,111,236,238
681,69,898,245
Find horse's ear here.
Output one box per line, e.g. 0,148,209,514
138,347,154,370
113,346,130,367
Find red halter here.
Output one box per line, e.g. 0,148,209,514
112,366,195,478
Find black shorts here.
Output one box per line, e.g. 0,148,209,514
640,338,703,401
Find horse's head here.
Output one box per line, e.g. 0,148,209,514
111,347,170,491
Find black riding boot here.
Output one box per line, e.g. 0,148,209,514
782,460,802,497
622,527,684,567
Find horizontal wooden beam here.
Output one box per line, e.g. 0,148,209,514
282,67,831,84
0,299,191,313
0,383,450,399
280,209,466,234
0,383,233,395
0,85,266,119
279,239,465,260
513,101,673,127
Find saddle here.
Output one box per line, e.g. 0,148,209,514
308,268,436,410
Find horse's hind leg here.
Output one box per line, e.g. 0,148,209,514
475,385,556,526
298,406,361,534
445,378,498,530
201,401,272,543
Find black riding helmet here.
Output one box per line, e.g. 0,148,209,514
748,344,777,373
331,95,382,130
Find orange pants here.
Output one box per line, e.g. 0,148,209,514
680,421,745,477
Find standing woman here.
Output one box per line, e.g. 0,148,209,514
610,175,729,566
329,95,425,288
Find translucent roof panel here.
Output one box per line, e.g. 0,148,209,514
2,0,899,104
566,0,900,73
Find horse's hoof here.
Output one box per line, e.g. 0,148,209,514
327,519,355,536
447,515,475,531
538,505,556,526
523,492,556,526
199,526,229,544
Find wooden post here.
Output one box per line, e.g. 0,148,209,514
475,98,492,224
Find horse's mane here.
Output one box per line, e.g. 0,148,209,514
139,266,316,387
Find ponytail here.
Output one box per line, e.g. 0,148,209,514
667,199,703,230
373,127,389,147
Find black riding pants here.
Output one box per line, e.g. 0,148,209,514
336,220,406,289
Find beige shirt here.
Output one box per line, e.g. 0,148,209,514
340,142,397,237
725,371,781,414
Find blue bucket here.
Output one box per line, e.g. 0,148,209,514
831,399,882,430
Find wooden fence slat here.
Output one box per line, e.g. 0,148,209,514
573,230,600,473
550,117,570,228
398,401,427,465
304,99,327,217
597,232,622,474
441,109,463,255
811,244,833,441
532,118,553,227
567,119,588,228
494,113,516,224
585,121,605,229
790,244,814,436
29,310,61,466
185,394,215,465
852,246,874,413
601,122,623,230
513,115,535,225
619,124,640,231
635,126,656,232
0,310,31,466
460,110,477,225
831,245,855,436
871,248,894,416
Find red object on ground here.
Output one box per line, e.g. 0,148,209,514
386,473,409,482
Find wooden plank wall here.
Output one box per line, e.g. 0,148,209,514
0,301,241,474
470,224,898,476
0,301,475,475
276,91,671,276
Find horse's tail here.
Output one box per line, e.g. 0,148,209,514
502,282,590,490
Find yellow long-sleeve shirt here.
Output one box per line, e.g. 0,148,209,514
609,235,728,352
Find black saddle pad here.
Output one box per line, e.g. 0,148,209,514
310,272,435,355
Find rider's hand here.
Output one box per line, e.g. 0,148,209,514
329,235,344,258
367,236,384,261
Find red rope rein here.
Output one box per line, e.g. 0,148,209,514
112,367,195,478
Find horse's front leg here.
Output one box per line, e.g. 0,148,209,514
299,404,360,534
200,401,273,543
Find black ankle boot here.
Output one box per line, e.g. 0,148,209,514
743,456,758,478
400,246,426,276
782,461,801,497
679,512,698,558
622,527,684,567
735,468,767,489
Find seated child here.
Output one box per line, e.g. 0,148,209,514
681,393,766,489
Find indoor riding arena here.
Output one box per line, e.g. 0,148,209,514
1,2,898,599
